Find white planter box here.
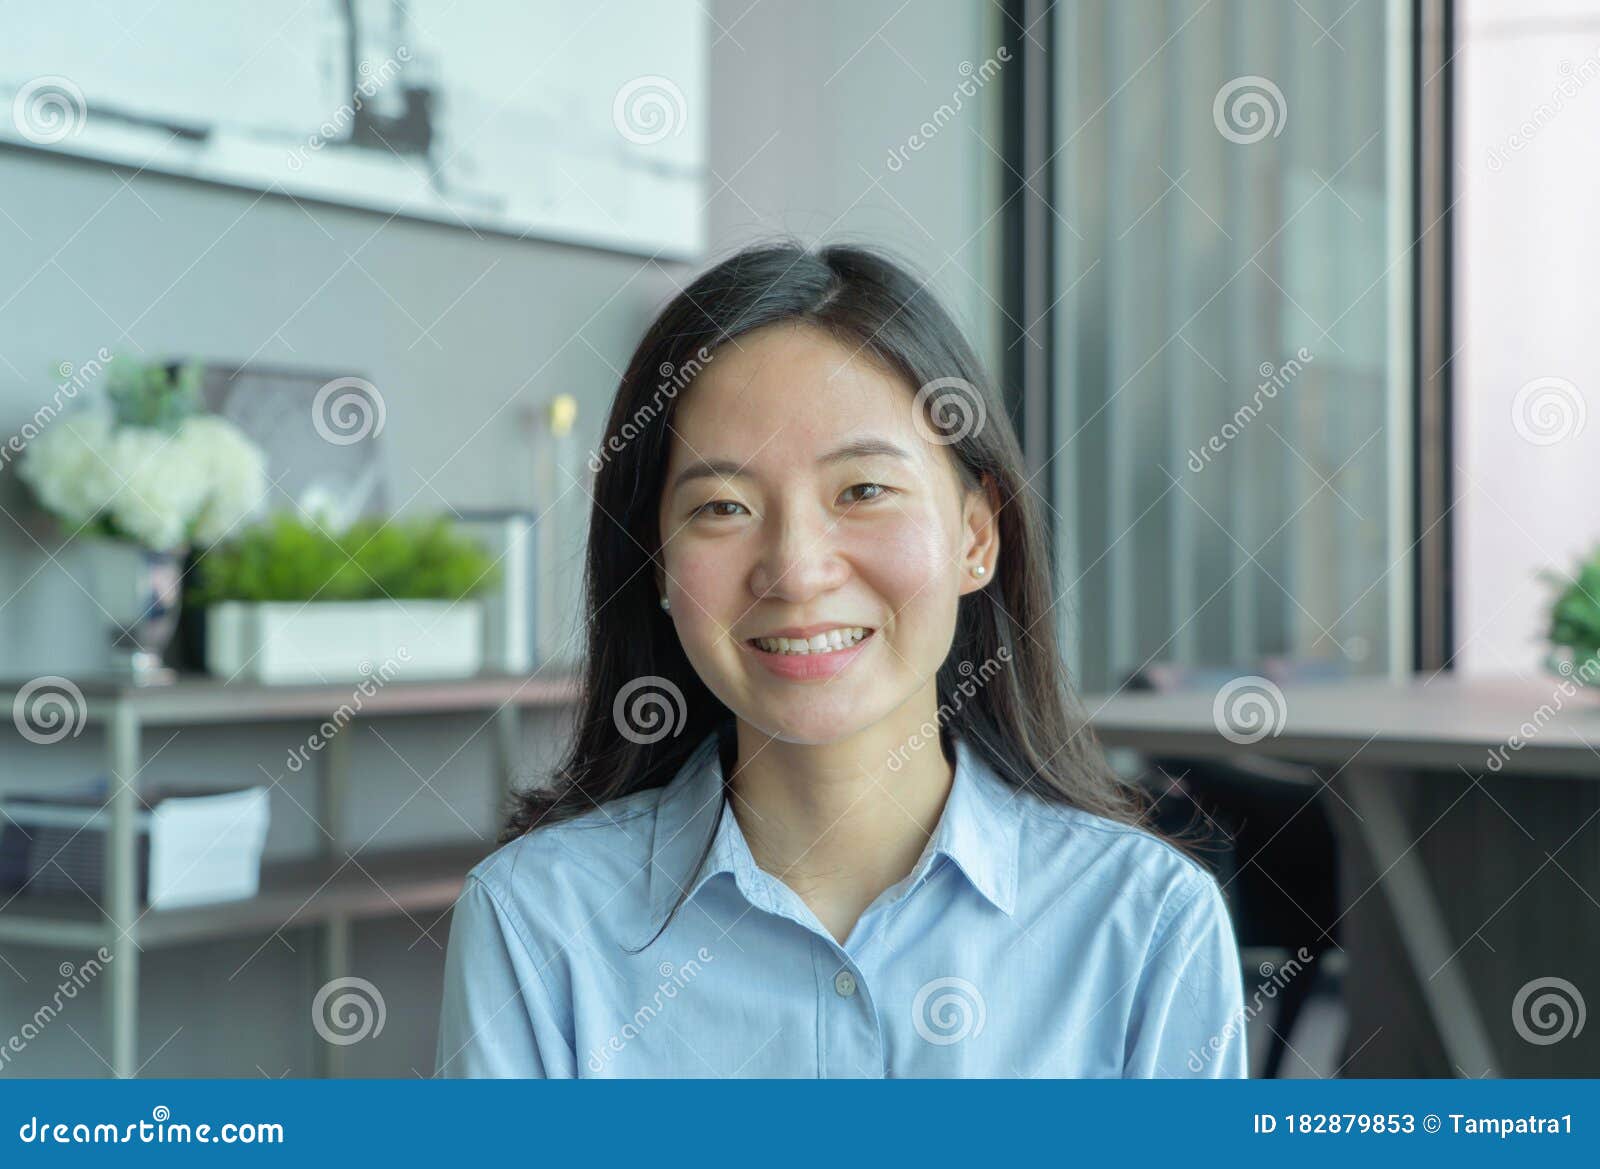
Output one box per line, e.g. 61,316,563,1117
206,600,482,684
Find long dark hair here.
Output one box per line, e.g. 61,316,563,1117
502,239,1175,943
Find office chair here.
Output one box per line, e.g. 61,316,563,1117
1123,661,1343,1078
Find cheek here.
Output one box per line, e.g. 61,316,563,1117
850,508,958,606
666,547,742,629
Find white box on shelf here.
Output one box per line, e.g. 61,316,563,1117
205,600,483,684
0,784,271,911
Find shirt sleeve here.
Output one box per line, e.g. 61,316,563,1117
435,874,576,1078
1122,871,1249,1078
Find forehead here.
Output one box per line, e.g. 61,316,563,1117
669,322,915,453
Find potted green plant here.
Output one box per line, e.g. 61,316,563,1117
1545,547,1600,689
17,358,267,682
189,512,499,684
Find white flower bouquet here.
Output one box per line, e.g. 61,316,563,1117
18,360,268,552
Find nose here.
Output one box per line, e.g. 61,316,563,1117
748,500,850,602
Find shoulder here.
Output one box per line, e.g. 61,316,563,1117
1009,788,1225,944
461,786,665,957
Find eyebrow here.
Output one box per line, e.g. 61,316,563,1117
669,437,914,494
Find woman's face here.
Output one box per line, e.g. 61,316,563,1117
655,322,998,745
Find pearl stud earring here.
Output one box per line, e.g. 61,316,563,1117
660,595,671,611
973,565,987,577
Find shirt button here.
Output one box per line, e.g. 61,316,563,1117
833,970,857,997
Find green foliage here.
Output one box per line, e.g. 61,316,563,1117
1544,548,1600,678
190,512,500,604
106,359,203,432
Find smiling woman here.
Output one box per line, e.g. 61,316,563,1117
435,241,1248,1079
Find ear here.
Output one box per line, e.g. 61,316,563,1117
961,471,1001,591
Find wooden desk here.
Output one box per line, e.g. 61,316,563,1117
1085,674,1600,1077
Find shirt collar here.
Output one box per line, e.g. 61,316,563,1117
645,725,1022,930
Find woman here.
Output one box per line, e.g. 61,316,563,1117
436,241,1248,1078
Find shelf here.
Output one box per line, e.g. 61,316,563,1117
0,841,488,949
0,669,582,727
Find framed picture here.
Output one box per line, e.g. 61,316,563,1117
0,0,707,258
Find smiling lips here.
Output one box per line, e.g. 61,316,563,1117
749,626,871,655
743,626,876,681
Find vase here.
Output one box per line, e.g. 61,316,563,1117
83,538,185,684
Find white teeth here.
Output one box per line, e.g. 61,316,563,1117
753,627,869,655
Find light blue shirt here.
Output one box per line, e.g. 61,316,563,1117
436,726,1248,1077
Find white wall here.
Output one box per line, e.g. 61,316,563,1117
1456,0,1600,675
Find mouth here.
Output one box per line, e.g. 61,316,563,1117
745,627,875,656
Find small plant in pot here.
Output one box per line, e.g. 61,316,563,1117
188,512,500,684
1544,546,1600,690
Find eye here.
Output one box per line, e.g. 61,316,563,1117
692,499,748,519
841,482,895,506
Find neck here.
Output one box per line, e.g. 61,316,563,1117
725,694,956,909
